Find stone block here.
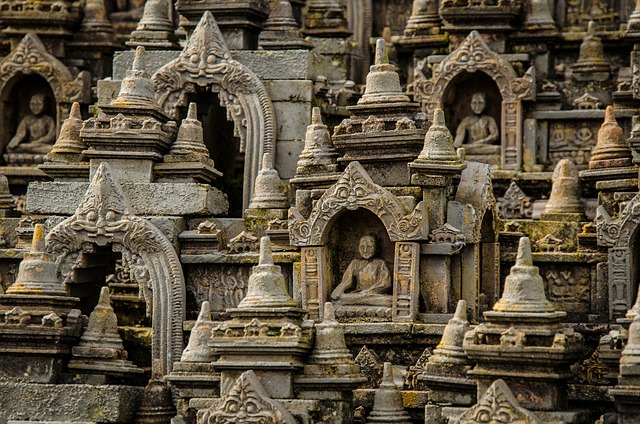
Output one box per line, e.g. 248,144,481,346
113,50,180,79
146,216,187,249
27,182,228,217
273,101,311,142
275,139,305,180
265,80,313,102
0,382,143,423
232,50,315,80
96,80,123,106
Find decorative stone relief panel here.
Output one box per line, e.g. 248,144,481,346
547,120,600,170
300,246,326,321
412,31,535,169
497,182,532,219
187,265,251,315
152,11,276,209
393,242,419,321
289,161,428,246
541,265,591,314
46,163,186,376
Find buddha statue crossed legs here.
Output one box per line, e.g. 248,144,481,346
331,234,392,307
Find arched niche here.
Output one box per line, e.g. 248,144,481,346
0,74,56,154
46,162,186,377
152,11,276,210
0,34,90,155
596,197,640,319
414,30,535,170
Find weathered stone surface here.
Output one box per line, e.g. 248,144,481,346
27,181,228,216
0,382,143,423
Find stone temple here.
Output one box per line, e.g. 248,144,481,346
1,0,640,422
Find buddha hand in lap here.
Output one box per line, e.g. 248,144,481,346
330,235,392,307
453,92,500,155
6,94,56,155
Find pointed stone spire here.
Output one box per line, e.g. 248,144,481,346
0,171,16,211
127,0,179,49
404,0,442,37
135,379,177,423
541,159,586,221
573,21,611,81
309,302,353,362
358,39,410,106
628,0,640,32
7,224,67,297
49,103,86,156
492,237,556,314
414,108,462,165
589,106,633,169
237,237,297,309
366,362,412,424
70,287,140,375
524,0,556,30
248,153,288,209
111,46,157,106
79,0,115,36
302,0,351,37
259,0,313,50
429,300,470,365
618,316,640,386
170,103,210,157
295,107,338,175
181,301,215,362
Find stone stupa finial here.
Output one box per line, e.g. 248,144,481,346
295,107,338,175
366,362,412,424
429,300,470,365
236,236,297,309
127,0,180,49
572,21,611,81
259,0,312,50
170,103,210,157
49,102,86,156
491,237,557,314
358,39,410,106
111,46,157,106
541,159,586,221
414,108,461,165
589,106,633,169
247,153,288,209
181,301,215,363
7,224,67,297
0,171,16,211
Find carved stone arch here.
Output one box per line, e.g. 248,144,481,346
152,11,276,210
0,33,90,146
419,31,535,170
289,161,428,246
46,163,186,377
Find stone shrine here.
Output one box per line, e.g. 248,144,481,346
0,0,638,422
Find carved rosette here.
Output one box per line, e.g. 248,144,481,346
152,11,276,209
46,163,186,376
412,31,535,169
0,34,90,105
288,161,428,246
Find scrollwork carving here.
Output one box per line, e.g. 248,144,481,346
46,163,185,376
152,12,275,209
289,162,427,246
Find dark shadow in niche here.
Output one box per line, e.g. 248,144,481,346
0,74,56,156
326,208,394,296
179,90,244,217
443,70,502,142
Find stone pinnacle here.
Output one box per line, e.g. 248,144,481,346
181,301,215,362
31,223,45,253
621,316,640,367
248,153,288,209
367,362,412,424
0,171,16,210
429,299,469,365
358,38,409,105
542,159,585,219
170,102,210,157
296,107,338,174
112,46,157,106
236,237,297,308
415,108,461,165
589,106,633,169
50,102,86,155
492,237,557,314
